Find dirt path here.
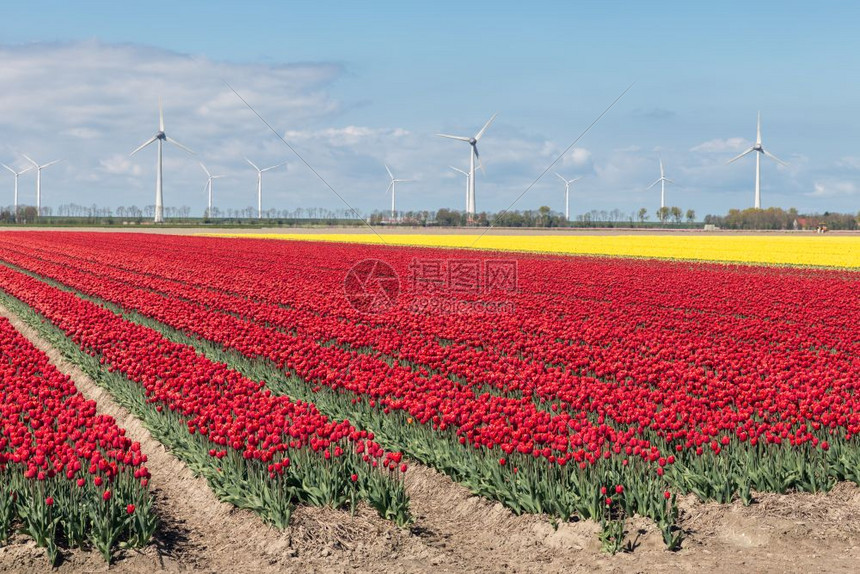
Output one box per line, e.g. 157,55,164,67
3,302,860,573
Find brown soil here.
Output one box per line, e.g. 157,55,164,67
1,304,859,573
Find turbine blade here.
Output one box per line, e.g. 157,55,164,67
245,158,260,172
647,178,661,189
474,113,497,141
159,97,164,132
199,162,211,177
41,159,62,169
664,178,675,185
475,148,486,175
572,177,583,183
555,172,566,182
385,164,394,180
763,149,788,166
450,166,468,176
22,154,38,167
1,163,14,175
756,111,761,145
129,136,158,156
165,136,195,155
727,148,755,164
436,134,471,141
262,161,287,172
385,181,393,195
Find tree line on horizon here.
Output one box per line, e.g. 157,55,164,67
0,203,857,230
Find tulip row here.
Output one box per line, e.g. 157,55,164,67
0,232,858,549
0,315,154,565
0,263,411,530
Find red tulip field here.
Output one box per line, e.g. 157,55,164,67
0,230,858,570
0,314,154,565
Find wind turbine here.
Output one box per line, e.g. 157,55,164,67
22,155,61,217
130,98,194,223
647,159,674,210
450,166,470,212
1,162,34,220
727,112,787,209
246,158,286,219
199,162,225,218
385,164,412,220
437,113,497,217
554,173,582,221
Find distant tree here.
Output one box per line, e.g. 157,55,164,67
637,208,649,223
20,206,37,223
537,205,551,227
656,206,670,224
686,209,696,224
670,206,683,224
435,208,464,226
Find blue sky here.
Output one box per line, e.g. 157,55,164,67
1,1,858,217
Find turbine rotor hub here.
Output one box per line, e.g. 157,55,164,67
156,131,166,140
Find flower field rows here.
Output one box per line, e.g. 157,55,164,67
0,253,412,535
0,314,154,564
208,232,860,268
0,231,858,552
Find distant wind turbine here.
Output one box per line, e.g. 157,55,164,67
437,113,497,217
130,98,194,223
22,155,62,217
449,166,470,212
385,164,412,220
199,162,225,218
246,158,286,219
727,112,787,209
554,173,582,221
1,162,34,220
647,159,674,210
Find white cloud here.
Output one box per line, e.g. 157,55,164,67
0,40,345,211
808,180,859,198
283,126,410,147
99,154,143,176
690,137,750,153
561,147,592,168
59,128,101,140
835,156,860,170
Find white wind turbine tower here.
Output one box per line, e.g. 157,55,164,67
450,166,470,212
199,162,225,218
130,98,195,223
385,164,412,220
1,162,34,220
437,113,497,217
554,173,582,221
647,158,674,210
727,112,787,209
22,155,61,217
246,158,286,219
